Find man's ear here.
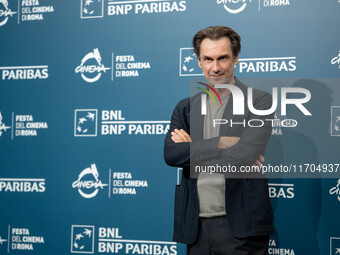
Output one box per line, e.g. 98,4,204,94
234,55,239,66
198,57,202,68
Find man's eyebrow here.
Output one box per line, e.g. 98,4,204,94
218,54,230,59
202,54,231,60
202,55,213,60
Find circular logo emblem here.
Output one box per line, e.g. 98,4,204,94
75,48,110,83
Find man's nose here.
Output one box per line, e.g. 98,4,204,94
212,60,220,72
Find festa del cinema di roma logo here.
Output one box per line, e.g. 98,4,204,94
216,0,291,14
329,179,340,202
72,164,108,198
217,0,252,14
331,50,340,69
75,48,110,83
0,111,11,137
0,0,17,26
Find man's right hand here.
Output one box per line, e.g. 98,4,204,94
218,136,265,167
253,155,264,168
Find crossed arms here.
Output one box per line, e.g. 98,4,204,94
164,91,274,169
171,129,264,168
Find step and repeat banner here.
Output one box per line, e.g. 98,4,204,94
1,0,340,255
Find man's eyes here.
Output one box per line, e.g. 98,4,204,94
203,57,229,62
219,56,230,61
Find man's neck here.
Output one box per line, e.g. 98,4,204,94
212,77,235,97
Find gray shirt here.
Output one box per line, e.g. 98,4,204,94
197,94,230,218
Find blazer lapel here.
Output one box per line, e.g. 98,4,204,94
191,78,246,139
219,78,246,136
190,93,204,141
219,94,234,136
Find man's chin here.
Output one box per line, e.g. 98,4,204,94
208,78,234,86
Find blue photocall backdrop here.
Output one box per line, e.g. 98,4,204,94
1,0,340,254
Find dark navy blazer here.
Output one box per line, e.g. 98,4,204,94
164,78,276,244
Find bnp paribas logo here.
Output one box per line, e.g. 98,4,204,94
81,0,104,19
331,106,340,136
330,237,340,255
71,225,94,253
74,109,98,137
179,48,202,76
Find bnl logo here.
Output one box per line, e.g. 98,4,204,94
179,48,202,76
330,237,340,255
331,106,340,136
74,109,98,137
71,225,95,254
81,0,103,19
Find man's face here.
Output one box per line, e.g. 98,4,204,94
198,37,238,86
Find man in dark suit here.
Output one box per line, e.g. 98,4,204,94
164,26,275,254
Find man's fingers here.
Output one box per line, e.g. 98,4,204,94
258,155,265,163
174,129,187,142
179,129,192,142
254,160,262,167
171,130,192,143
171,131,182,143
174,129,192,142
252,164,261,171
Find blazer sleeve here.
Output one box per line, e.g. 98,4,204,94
201,91,274,167
164,98,220,167
164,91,274,168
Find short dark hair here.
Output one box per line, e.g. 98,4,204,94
193,26,241,59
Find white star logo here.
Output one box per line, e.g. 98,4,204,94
87,112,95,121
83,228,92,238
78,117,87,124
75,233,84,240
85,0,93,6
184,56,193,63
